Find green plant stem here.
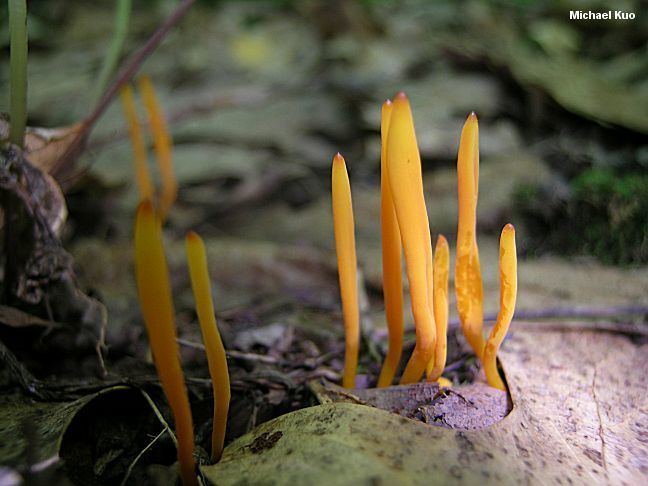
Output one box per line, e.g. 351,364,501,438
93,0,132,104
8,0,28,148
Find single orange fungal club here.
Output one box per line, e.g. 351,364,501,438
377,99,404,388
185,231,231,462
331,153,360,388
426,234,449,382
455,113,486,361
483,224,517,390
120,85,154,201
134,201,197,486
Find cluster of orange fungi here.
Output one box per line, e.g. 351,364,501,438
123,82,518,486
331,93,518,390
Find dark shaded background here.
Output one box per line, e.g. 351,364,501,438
1,0,646,265
0,0,646,334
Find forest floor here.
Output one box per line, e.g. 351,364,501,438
1,1,646,484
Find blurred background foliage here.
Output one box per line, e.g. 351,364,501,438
0,0,646,264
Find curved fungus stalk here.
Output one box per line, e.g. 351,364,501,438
134,201,197,486
138,75,177,220
331,153,360,388
386,93,436,385
185,231,230,463
483,224,517,390
426,234,449,382
120,84,154,201
455,112,486,361
376,99,405,388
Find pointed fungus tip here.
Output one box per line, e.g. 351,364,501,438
395,91,408,100
383,99,392,106
468,111,478,120
437,234,448,246
138,200,154,214
333,152,345,164
186,230,199,242
503,223,515,233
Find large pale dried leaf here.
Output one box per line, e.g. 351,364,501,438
203,327,647,484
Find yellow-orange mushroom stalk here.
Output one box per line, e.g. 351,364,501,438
483,224,517,390
120,85,154,202
185,231,230,463
134,201,197,486
377,100,404,388
138,75,177,220
455,113,486,361
426,234,449,382
331,153,360,388
386,93,436,384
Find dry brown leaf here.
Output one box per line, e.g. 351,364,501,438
500,326,647,482
0,117,85,176
0,147,104,344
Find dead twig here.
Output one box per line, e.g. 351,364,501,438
119,428,167,486
177,337,291,366
138,389,178,448
477,305,648,323
0,305,64,330
374,305,648,339
514,320,648,336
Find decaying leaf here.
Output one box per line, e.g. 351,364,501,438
203,326,647,484
310,380,510,430
0,116,85,178
0,387,125,469
0,147,104,343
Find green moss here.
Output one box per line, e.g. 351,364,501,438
515,169,648,265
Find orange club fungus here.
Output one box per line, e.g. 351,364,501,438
483,224,517,390
426,235,449,383
134,202,198,486
454,113,518,389
134,203,233,482
186,231,231,462
131,100,231,480
376,100,404,388
120,75,177,217
385,93,437,385
120,84,154,202
331,153,360,388
455,112,485,361
332,93,445,388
